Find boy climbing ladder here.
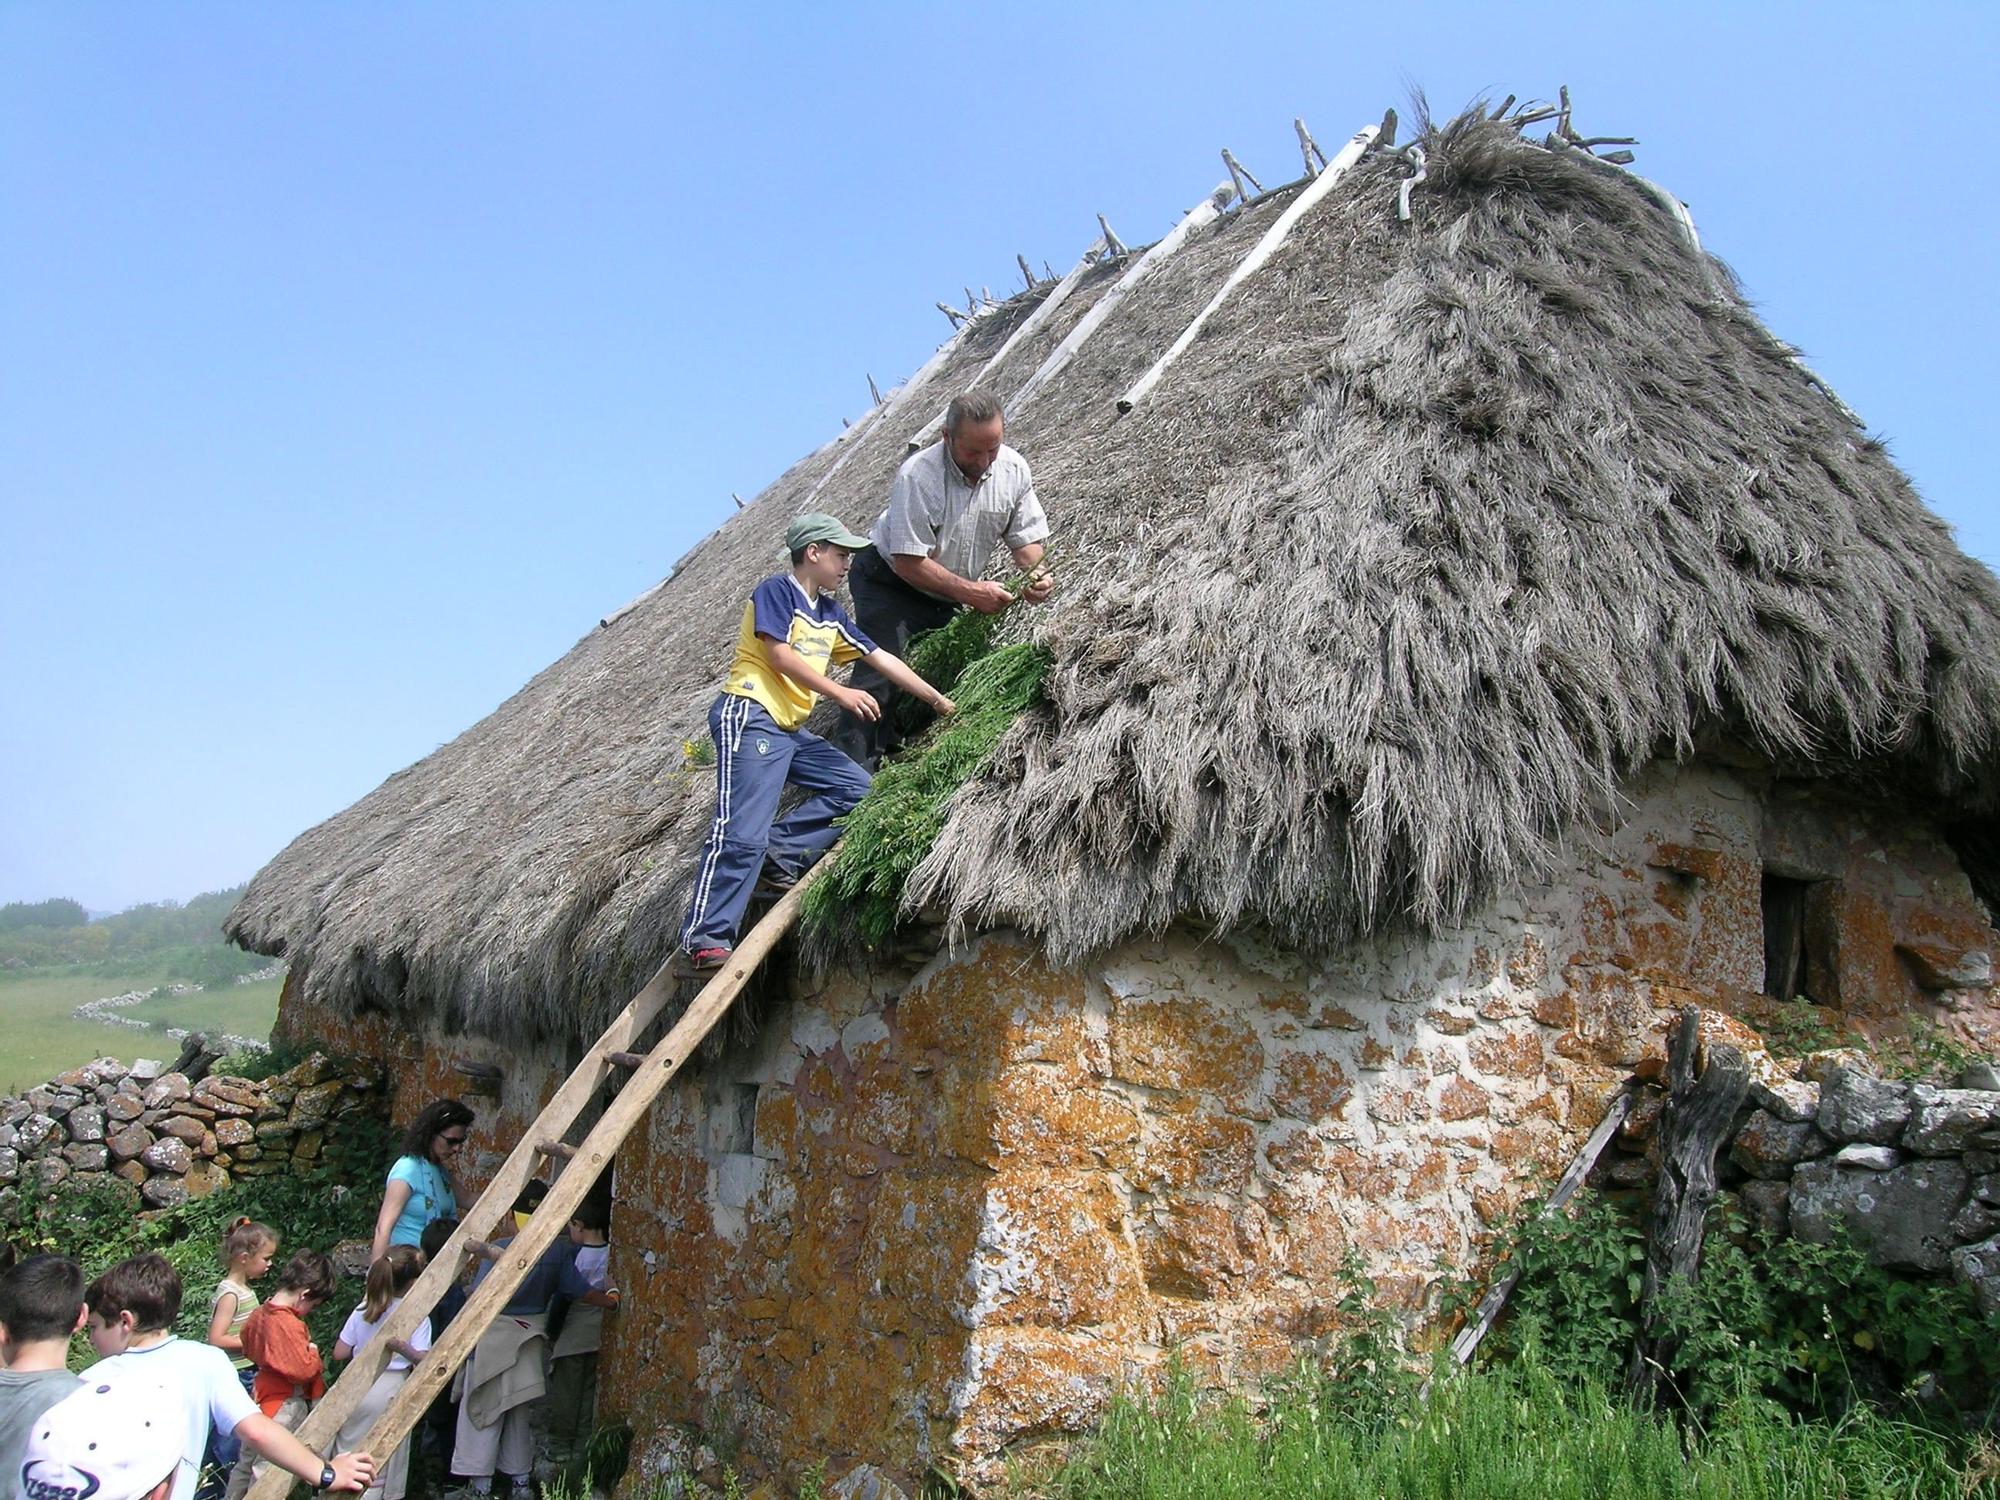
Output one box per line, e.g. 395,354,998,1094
677,513,955,972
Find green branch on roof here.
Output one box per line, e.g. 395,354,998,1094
803,610,1049,948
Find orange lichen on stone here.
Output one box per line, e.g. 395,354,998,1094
1108,993,1262,1102
1270,1050,1352,1121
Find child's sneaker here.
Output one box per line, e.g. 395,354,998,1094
754,861,800,896
677,946,731,976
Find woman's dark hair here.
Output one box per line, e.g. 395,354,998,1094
400,1098,475,1163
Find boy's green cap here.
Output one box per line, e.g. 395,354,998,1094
786,513,872,552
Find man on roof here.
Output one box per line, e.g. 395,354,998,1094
832,391,1054,769
677,513,957,973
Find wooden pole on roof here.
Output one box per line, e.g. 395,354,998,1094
1294,118,1328,174
900,234,1108,451
1017,253,1037,290
1118,123,1378,415
1220,148,1262,202
1010,182,1236,417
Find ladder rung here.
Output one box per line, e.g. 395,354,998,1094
605,1051,647,1070
537,1140,578,1161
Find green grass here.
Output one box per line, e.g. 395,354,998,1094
0,967,279,1093
803,610,1049,947
1032,1361,1998,1500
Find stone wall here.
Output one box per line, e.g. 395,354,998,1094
1606,1047,2000,1314
0,1053,379,1209
269,756,1999,1493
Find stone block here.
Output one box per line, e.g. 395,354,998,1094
33,1158,69,1189
140,1074,191,1109
140,1137,192,1174
65,1107,106,1144
185,1161,231,1199
113,1161,148,1186
1895,941,1992,991
1799,1048,1870,1085
126,1059,164,1082
231,1159,284,1177
1736,1179,1791,1238
61,1144,109,1172
331,1240,373,1279
141,1175,187,1209
16,1114,58,1153
254,1121,295,1145
1791,1158,1970,1272
1973,1173,2000,1206
827,1464,908,1500
106,1093,145,1123
1730,1111,1828,1179
1816,1069,1911,1145
214,1118,255,1149
272,1053,337,1090
0,1124,15,1153
1749,1078,1820,1125
0,1102,26,1128
1951,1202,2000,1244
290,1130,322,1161
1832,1144,1899,1170
0,1148,16,1184
83,1058,128,1086
1952,1235,2000,1319
107,1124,154,1163
1956,1062,2000,1092
157,1116,208,1146
287,1081,345,1131
1902,1087,2000,1156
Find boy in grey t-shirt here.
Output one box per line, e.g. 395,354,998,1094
0,1254,86,1500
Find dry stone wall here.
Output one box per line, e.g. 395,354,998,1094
0,1053,379,1209
1606,1047,2000,1313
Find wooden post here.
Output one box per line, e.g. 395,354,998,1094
1118,124,1377,414
866,373,883,407
900,236,1107,450
1096,214,1127,257
1009,183,1234,417
1627,1006,1748,1405
1220,148,1264,200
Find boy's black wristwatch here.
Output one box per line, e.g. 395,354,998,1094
317,1465,336,1491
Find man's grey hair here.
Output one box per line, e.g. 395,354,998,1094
944,391,1004,434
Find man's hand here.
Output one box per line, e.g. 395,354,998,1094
836,687,882,722
1021,568,1055,605
961,580,1015,615
327,1454,377,1493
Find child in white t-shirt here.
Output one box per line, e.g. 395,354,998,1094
84,1253,375,1500
544,1202,617,1463
332,1248,431,1500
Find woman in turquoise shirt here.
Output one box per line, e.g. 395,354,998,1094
370,1098,474,1260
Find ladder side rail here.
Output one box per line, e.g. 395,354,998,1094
348,871,823,1468
242,960,685,1500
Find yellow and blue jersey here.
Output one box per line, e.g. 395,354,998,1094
723,574,876,729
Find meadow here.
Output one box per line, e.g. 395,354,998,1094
0,967,280,1093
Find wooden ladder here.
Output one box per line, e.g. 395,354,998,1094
245,870,825,1500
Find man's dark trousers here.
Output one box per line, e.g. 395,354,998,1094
834,545,956,768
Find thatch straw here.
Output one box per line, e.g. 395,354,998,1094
228,110,2000,1046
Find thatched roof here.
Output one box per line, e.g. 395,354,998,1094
229,109,2000,1044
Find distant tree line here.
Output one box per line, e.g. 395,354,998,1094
0,887,267,983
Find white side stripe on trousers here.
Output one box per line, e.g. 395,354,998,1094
681,696,755,944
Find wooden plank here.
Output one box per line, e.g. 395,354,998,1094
339,868,827,1473
900,237,1106,452
243,953,698,1500
1435,1087,1635,1380
1008,184,1234,418
1117,124,1377,415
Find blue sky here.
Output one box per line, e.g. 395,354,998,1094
2,2,1996,913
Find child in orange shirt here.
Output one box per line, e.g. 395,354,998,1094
224,1250,336,1500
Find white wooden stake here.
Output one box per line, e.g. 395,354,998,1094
1009,183,1235,417
1118,124,1378,415
797,314,980,513
1295,117,1328,174
901,236,1107,451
